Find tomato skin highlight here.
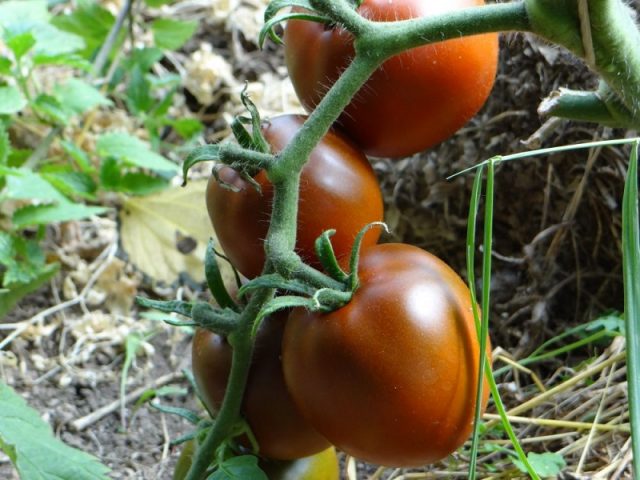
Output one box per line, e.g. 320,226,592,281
284,0,499,158
206,114,384,279
282,243,491,467
191,314,330,460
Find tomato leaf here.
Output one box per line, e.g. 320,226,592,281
0,381,110,479
208,455,268,480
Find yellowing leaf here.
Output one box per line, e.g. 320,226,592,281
119,181,232,284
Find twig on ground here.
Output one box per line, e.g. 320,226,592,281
70,371,183,431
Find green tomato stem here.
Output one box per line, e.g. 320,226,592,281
184,288,274,480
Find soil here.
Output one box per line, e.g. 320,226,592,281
2,2,639,479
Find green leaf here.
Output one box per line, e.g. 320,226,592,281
51,1,115,59
513,452,566,478
54,78,111,114
99,157,121,189
0,124,10,165
0,233,45,287
61,140,95,173
208,456,268,480
123,47,164,73
0,56,12,75
0,86,27,114
42,170,97,200
119,172,169,195
33,24,85,57
3,169,67,202
205,239,239,311
170,118,204,140
121,331,155,425
145,0,174,6
5,32,36,59
0,263,58,320
97,133,178,173
33,52,92,71
32,94,70,125
0,0,49,29
0,380,110,479
151,19,198,51
7,149,30,168
12,202,108,227
125,65,153,115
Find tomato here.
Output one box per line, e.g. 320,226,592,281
260,447,340,480
206,114,383,279
173,442,339,480
191,313,330,460
284,0,499,158
282,243,491,467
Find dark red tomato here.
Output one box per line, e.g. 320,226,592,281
282,243,491,467
206,114,383,279
284,0,499,158
191,314,330,460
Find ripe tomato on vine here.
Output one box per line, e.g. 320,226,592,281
206,114,384,278
282,243,491,467
284,0,499,158
192,314,330,460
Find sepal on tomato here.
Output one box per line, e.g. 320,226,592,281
314,229,349,283
346,221,388,290
205,239,241,311
260,1,331,48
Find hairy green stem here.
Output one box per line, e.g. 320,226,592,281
361,2,530,58
526,0,640,117
268,55,381,181
185,288,274,480
219,143,275,171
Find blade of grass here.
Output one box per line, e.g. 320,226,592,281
466,161,485,479
466,157,540,480
622,140,640,476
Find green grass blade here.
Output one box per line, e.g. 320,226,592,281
466,164,484,479
622,140,640,476
465,157,540,480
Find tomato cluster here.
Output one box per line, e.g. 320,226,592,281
192,0,496,474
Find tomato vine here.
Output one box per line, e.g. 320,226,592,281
136,0,640,478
